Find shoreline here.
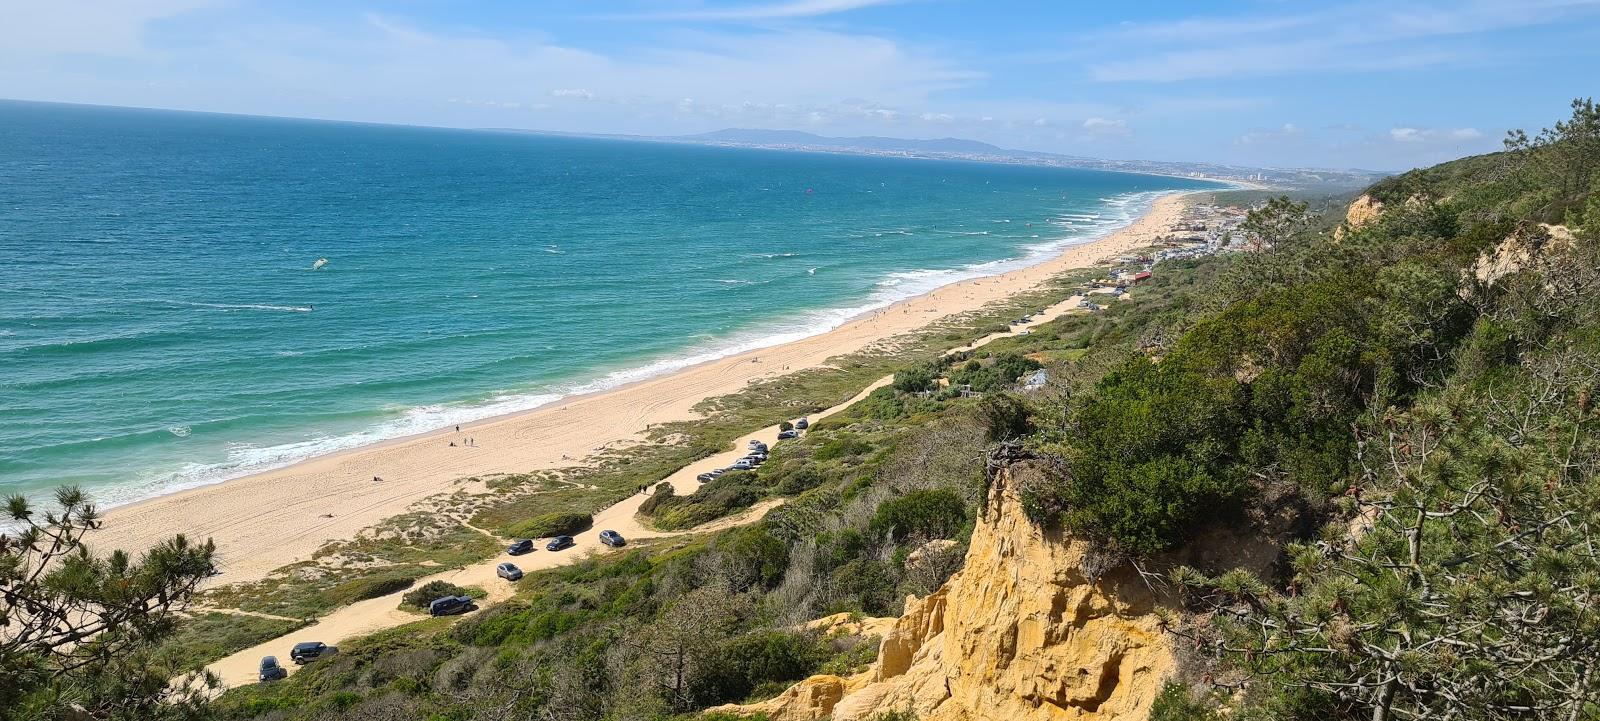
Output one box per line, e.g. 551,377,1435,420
37,190,1179,516
95,191,1200,587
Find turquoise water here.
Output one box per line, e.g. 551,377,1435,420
0,100,1216,508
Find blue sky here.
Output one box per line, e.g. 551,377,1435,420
4,0,1597,170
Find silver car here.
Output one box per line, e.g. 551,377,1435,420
496,562,523,581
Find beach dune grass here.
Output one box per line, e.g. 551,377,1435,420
202,512,499,619
155,612,309,672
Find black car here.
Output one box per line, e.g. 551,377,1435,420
428,595,477,617
290,641,337,665
259,655,287,681
599,529,626,547
696,471,722,482
795,418,809,430
547,535,576,551
506,539,534,556
777,429,799,440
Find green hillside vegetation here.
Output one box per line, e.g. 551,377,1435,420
1140,100,1600,721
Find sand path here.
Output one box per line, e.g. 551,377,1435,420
200,281,1107,690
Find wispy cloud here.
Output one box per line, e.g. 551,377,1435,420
1236,123,1303,146
1082,117,1129,136
1389,126,1483,143
1083,0,1600,82
617,0,910,21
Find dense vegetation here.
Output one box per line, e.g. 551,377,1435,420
1138,100,1600,721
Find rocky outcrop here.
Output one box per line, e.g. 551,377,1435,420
1335,194,1383,240
1470,223,1576,287
712,464,1175,721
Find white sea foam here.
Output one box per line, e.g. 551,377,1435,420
160,300,312,313
85,189,1190,512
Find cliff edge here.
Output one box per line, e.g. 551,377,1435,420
713,463,1175,721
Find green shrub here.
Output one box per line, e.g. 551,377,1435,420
645,471,763,530
506,512,592,539
871,489,968,541
978,393,1032,442
401,580,471,610
814,434,873,462
1149,682,1219,721
329,574,415,605
773,465,826,496
688,630,830,706
892,364,937,393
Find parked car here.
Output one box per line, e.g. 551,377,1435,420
496,562,523,581
777,429,799,440
795,418,809,430
729,459,754,471
290,641,337,665
547,535,576,551
747,439,766,450
745,453,766,465
506,539,534,556
259,655,288,681
696,471,723,482
428,595,477,617
599,529,626,547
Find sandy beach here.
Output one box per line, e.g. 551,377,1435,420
96,192,1196,589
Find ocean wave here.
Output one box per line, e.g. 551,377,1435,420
159,300,312,313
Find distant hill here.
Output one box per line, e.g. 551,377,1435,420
681,129,1015,156
483,126,1388,191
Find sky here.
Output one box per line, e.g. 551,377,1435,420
3,0,1597,171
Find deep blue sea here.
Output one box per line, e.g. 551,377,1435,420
0,100,1215,509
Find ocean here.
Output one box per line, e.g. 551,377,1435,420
0,100,1216,510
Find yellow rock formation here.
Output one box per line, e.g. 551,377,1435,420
712,464,1175,721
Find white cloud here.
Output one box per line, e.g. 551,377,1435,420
551,88,595,99
1081,117,1129,136
1236,123,1303,145
1390,126,1483,142
1,0,218,57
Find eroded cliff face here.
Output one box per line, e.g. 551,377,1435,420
714,464,1174,721
1335,194,1384,240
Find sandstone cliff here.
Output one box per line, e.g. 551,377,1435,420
713,464,1175,721
1335,194,1383,240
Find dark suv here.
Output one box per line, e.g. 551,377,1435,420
428,595,477,617
290,641,337,665
546,535,575,551
259,655,287,681
506,539,534,556
599,530,625,547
